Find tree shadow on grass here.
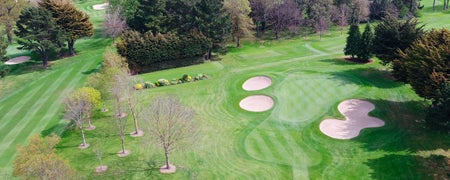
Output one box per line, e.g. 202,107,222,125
326,67,403,89
351,99,450,179
319,58,367,66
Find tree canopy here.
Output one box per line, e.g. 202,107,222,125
39,0,94,56
224,0,254,47
344,24,360,59
397,28,450,100
357,23,374,62
15,7,66,67
0,0,26,43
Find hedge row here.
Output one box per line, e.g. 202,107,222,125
134,73,209,90
117,31,211,73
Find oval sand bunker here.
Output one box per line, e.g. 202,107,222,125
242,76,272,91
239,95,274,112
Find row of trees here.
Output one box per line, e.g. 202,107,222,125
117,31,211,73
345,16,449,131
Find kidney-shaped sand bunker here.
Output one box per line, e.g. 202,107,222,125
242,76,272,91
239,95,274,112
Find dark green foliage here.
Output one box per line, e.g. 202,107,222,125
14,7,65,67
39,0,94,56
426,82,450,132
0,33,7,62
344,24,360,59
117,30,210,72
0,64,9,78
397,28,450,99
357,23,374,62
127,0,168,33
371,16,424,65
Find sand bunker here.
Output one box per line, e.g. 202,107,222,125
93,3,108,10
239,95,274,112
4,56,30,65
242,76,272,91
319,99,385,140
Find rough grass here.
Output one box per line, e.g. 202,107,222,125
1,0,449,179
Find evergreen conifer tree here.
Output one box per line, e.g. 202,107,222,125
357,23,374,62
344,24,360,59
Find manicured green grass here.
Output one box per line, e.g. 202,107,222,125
0,1,111,177
1,0,449,179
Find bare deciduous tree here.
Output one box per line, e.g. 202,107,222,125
142,95,196,173
93,140,107,172
104,7,127,42
64,92,91,149
265,0,302,39
112,71,130,157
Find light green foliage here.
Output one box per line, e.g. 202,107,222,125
13,134,76,179
0,0,26,43
70,87,102,109
224,0,254,47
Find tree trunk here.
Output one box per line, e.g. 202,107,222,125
237,36,241,48
130,102,139,134
68,39,75,56
6,23,13,44
120,129,126,154
447,0,449,10
80,127,87,146
433,0,436,11
164,147,170,169
42,53,49,67
444,0,448,10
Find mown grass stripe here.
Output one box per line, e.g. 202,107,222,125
0,56,99,166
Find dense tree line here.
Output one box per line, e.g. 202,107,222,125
13,0,93,67
117,30,210,73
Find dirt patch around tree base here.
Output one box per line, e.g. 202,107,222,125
159,164,176,174
130,130,144,137
239,95,274,112
319,99,385,139
79,143,90,149
242,76,272,91
117,150,131,157
95,165,108,173
85,125,96,131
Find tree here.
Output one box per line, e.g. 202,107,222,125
0,32,7,62
39,0,94,56
396,28,450,100
372,16,424,81
249,0,269,37
344,24,360,59
265,0,302,39
104,7,127,42
349,0,370,24
310,0,332,39
332,4,350,35
127,0,168,33
357,23,373,62
142,95,196,173
70,87,102,130
64,89,92,148
0,0,26,43
112,71,131,157
426,82,450,132
13,134,76,179
192,0,231,59
15,7,66,67
224,0,254,47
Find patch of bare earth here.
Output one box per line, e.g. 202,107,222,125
79,143,90,149
95,165,108,173
117,150,130,157
130,130,144,137
159,164,176,174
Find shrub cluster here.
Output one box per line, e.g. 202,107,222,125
134,73,209,90
117,31,211,73
0,65,10,78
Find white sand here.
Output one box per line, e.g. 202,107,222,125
239,95,274,112
242,76,272,91
319,99,385,140
4,56,30,65
93,3,108,10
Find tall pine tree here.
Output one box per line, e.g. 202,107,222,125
344,24,360,59
357,23,373,62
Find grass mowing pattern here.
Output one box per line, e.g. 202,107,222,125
1,0,449,178
0,1,110,176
